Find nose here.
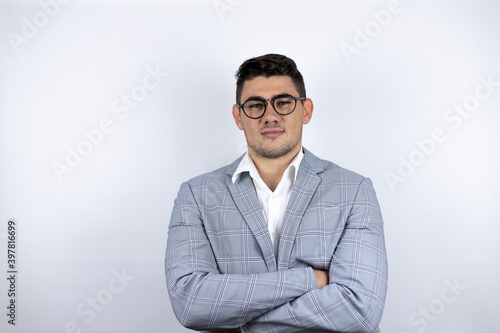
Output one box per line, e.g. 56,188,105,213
263,99,280,122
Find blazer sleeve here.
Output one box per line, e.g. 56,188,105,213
241,178,388,333
165,181,317,332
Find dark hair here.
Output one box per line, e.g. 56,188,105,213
235,54,306,104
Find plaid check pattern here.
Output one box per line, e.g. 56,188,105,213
165,148,388,332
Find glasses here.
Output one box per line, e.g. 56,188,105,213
237,94,306,119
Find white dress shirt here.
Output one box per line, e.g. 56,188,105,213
232,148,304,259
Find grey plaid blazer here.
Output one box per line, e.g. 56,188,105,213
165,148,388,332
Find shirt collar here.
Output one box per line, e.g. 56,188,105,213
231,148,304,184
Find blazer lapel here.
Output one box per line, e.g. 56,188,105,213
277,148,323,270
226,163,277,272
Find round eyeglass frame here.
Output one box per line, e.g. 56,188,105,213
237,94,306,119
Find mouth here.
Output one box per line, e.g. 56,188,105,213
261,127,284,139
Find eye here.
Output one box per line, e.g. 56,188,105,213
275,96,293,107
276,100,291,106
247,101,264,110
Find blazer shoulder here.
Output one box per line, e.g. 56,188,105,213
311,157,379,205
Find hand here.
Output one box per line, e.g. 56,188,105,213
313,270,329,289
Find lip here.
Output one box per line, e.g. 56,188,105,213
261,128,284,138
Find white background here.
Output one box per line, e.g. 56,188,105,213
1,0,499,332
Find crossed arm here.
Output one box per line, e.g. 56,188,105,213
211,271,329,333
165,179,388,332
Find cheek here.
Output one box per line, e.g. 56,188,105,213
242,120,260,133
286,118,303,132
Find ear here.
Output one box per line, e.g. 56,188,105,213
232,104,244,130
302,98,313,125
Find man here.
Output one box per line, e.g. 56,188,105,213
165,54,388,332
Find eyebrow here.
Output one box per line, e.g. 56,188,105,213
244,93,292,101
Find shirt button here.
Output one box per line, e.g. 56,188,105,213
271,232,277,238
271,193,276,199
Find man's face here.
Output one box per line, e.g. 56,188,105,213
232,75,313,160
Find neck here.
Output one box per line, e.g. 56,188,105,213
248,145,301,192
